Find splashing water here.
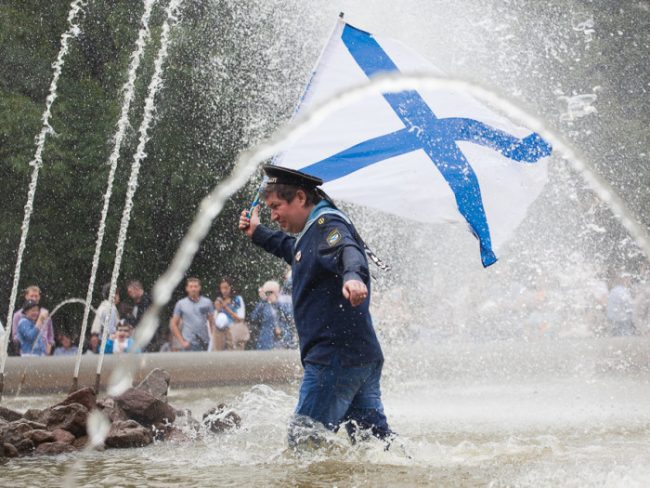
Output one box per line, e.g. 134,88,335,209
558,92,598,122
72,0,158,385
106,71,650,397
96,0,184,384
2,360,647,487
0,0,86,385
50,298,97,319
572,15,595,44
62,410,111,488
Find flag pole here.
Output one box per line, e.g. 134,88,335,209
246,12,346,215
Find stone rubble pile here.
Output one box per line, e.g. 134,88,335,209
0,369,241,457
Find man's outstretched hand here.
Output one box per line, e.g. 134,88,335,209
342,280,368,307
239,205,260,238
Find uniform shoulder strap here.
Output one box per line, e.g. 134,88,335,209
315,190,390,272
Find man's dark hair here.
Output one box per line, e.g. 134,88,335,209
262,183,322,206
127,280,143,290
186,277,201,285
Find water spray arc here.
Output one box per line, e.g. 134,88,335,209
71,0,158,394
0,0,86,401
50,298,98,320
95,0,184,392
106,72,650,395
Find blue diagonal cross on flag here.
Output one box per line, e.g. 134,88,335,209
274,21,552,267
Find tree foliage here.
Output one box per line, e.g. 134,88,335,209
0,0,318,336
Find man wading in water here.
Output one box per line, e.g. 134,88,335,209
239,165,393,448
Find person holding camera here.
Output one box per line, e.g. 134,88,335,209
16,300,49,356
212,277,247,350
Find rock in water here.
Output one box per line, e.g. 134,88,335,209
161,426,190,443
104,420,153,448
23,409,44,422
114,388,176,427
56,387,97,412
1,442,19,458
39,403,88,437
73,435,89,449
0,406,23,422
97,398,129,423
202,404,242,433
27,429,56,445
0,420,41,446
35,441,76,455
51,428,75,445
136,368,171,401
13,438,35,454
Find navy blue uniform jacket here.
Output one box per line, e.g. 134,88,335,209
252,212,383,367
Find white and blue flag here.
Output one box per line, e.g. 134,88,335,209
275,19,552,267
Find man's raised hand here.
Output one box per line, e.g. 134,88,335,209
239,205,260,238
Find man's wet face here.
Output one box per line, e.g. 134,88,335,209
264,191,311,233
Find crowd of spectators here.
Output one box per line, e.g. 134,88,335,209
1,270,297,357
2,268,648,357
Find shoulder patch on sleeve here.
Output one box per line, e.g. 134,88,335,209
325,228,342,247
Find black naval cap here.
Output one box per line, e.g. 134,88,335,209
262,164,323,188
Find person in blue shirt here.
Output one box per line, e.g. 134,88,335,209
239,165,392,448
104,322,139,354
250,280,294,350
17,300,48,356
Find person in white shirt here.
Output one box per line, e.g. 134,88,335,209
91,283,120,338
